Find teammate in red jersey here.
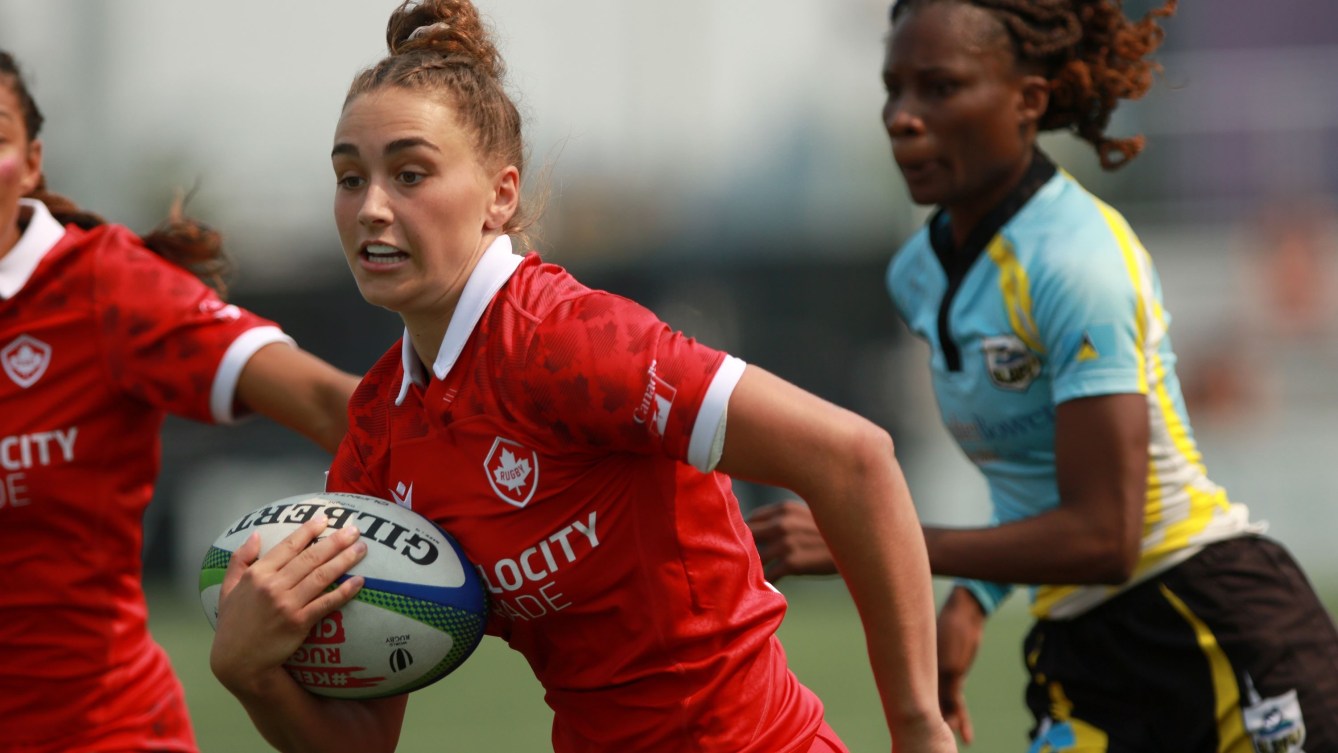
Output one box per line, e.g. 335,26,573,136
206,2,956,752
0,51,361,753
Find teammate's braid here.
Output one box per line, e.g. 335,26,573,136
1,49,232,295
890,0,1177,170
347,0,534,238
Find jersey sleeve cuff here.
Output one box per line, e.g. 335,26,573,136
210,326,296,424
687,355,746,473
954,578,1013,616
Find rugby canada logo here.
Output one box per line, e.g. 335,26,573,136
2,334,52,389
633,360,677,437
484,437,539,508
981,335,1040,391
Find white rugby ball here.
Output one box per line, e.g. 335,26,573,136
199,492,488,699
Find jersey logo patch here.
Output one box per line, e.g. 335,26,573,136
1076,332,1100,362
981,335,1040,391
1243,675,1306,753
390,481,414,509
485,437,539,508
2,334,52,389
199,298,242,321
633,360,677,437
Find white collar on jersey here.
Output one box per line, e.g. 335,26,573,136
0,199,66,300
396,234,522,405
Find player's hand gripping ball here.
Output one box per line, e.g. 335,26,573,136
199,492,488,699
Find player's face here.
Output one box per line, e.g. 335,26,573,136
882,2,1037,222
0,81,43,259
332,87,515,321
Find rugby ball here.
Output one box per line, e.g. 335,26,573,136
199,492,488,699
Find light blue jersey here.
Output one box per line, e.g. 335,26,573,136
888,154,1254,619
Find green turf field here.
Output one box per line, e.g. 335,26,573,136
152,577,1035,752
155,575,1338,752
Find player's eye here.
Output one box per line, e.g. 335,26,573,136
398,171,426,186
337,174,366,190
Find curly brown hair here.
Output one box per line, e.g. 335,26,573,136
345,0,537,239
891,0,1177,170
1,50,232,295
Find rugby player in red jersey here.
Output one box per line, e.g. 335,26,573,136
0,51,360,753
206,2,956,752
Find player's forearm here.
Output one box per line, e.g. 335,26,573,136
924,503,1136,585
225,672,403,753
803,433,943,740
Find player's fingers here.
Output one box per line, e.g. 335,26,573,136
304,573,367,624
746,502,781,523
959,705,974,746
763,558,793,583
281,523,362,586
264,513,332,569
220,532,262,595
292,531,368,604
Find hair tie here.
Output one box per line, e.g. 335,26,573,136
408,22,450,41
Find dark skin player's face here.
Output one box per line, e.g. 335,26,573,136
881,1,1048,244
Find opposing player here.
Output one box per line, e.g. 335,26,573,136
205,2,957,752
0,51,360,753
749,1,1338,749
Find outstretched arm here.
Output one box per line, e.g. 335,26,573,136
236,342,361,454
749,393,1148,586
717,365,955,752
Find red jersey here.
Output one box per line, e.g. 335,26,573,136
327,237,827,752
0,200,293,752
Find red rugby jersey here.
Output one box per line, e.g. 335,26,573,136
328,237,826,752
0,200,292,752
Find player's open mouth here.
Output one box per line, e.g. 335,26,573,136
362,243,410,265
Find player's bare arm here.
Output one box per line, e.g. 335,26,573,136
717,365,956,753
922,393,1148,584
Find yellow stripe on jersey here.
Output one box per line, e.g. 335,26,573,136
1094,201,1150,394
1160,584,1252,753
1032,194,1239,620
987,236,1045,353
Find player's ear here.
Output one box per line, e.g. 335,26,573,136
19,139,43,196
1017,75,1049,129
484,165,519,231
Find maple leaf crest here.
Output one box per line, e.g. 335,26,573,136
492,449,532,493
11,344,42,375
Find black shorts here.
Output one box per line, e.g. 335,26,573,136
1022,535,1338,752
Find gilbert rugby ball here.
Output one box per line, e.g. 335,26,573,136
199,492,488,699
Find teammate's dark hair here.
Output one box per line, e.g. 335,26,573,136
345,0,537,240
0,50,232,295
890,0,1177,170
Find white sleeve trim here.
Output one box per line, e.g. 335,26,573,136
210,326,296,424
687,355,746,473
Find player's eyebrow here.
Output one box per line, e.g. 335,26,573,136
331,138,442,159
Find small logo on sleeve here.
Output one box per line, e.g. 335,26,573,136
2,335,52,389
484,437,539,508
633,360,677,437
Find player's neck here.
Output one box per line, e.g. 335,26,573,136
404,304,461,381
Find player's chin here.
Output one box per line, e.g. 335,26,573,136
902,179,947,207
351,277,408,312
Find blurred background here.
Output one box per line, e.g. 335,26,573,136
3,1,1337,750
